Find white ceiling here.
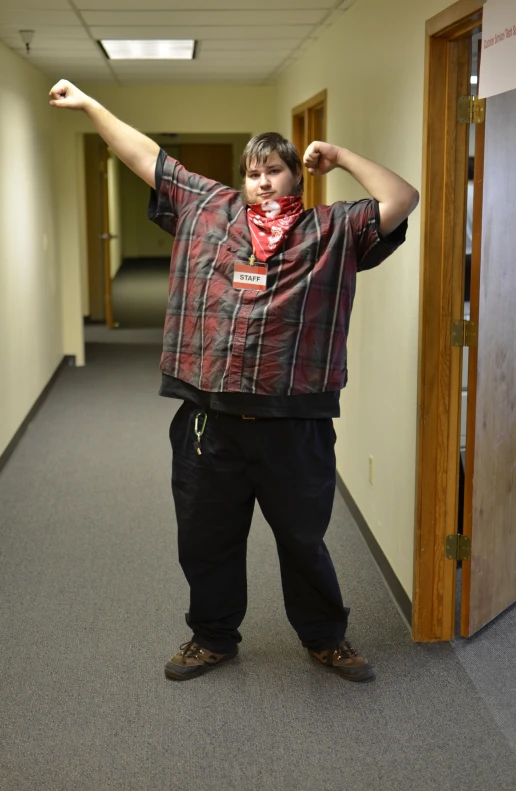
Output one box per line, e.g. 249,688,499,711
0,0,357,85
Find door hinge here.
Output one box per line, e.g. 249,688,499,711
451,319,478,347
458,95,486,124
446,534,471,561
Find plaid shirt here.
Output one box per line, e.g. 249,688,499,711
149,149,406,397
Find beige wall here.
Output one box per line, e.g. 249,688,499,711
76,84,275,137
0,42,65,457
54,128,87,362
275,0,453,599
107,153,123,279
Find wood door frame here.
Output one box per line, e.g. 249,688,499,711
412,0,485,642
100,144,114,329
292,90,327,208
84,134,105,322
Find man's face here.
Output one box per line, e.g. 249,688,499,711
243,152,301,205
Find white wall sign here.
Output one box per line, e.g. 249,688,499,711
479,0,516,99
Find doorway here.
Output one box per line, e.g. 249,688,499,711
292,90,327,209
414,0,516,642
413,0,484,642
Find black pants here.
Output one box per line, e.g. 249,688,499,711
169,402,349,654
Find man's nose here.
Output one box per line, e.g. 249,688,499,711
259,172,270,186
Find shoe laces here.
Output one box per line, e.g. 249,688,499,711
179,640,205,664
335,640,359,660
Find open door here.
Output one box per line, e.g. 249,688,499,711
414,0,516,641
461,86,516,635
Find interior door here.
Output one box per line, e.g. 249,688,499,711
178,144,233,188
461,86,516,635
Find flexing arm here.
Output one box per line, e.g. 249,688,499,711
49,80,159,189
303,141,419,236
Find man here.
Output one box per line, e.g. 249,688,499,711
49,79,419,684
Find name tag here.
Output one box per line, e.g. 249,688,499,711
233,262,268,291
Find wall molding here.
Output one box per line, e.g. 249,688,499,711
336,474,412,629
0,356,74,475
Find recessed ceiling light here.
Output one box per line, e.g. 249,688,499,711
99,40,195,60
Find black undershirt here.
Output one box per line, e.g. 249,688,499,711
159,374,341,419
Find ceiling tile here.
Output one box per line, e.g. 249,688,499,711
196,50,289,62
200,40,300,51
43,66,112,77
0,0,358,85
90,25,313,40
77,0,335,9
82,10,325,26
0,36,97,49
0,10,81,26
0,26,91,39
110,60,273,72
0,0,70,7
116,75,265,84
28,51,105,62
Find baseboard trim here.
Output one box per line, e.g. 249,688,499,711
336,473,413,629
0,356,71,475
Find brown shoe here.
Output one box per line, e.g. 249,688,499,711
309,640,375,683
164,640,238,681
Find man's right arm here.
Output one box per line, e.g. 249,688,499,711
49,79,159,189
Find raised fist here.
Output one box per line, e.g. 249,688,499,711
49,80,90,111
303,141,341,176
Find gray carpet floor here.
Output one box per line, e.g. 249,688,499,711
1,342,516,791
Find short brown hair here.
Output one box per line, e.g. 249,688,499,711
239,132,303,191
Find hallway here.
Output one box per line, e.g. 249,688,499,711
111,258,170,329
1,341,515,791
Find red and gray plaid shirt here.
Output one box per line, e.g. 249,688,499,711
149,149,406,397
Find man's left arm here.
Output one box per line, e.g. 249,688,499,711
303,141,419,235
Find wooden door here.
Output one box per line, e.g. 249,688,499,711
461,87,516,635
292,90,327,209
414,0,516,640
178,144,233,188
412,4,477,642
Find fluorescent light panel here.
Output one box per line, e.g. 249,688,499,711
100,39,195,60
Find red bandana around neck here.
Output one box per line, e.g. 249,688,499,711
247,196,304,262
